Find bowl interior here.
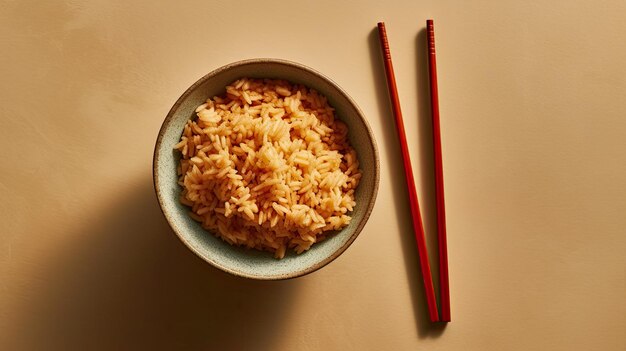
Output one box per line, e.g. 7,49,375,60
154,59,379,279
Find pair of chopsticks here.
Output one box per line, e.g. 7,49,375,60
377,20,450,323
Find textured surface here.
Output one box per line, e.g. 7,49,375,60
1,0,626,350
154,59,379,279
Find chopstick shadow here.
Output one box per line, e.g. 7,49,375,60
11,179,299,350
368,27,447,337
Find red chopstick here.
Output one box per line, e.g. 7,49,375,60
427,19,450,322
377,22,439,323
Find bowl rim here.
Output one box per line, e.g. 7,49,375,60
153,58,380,280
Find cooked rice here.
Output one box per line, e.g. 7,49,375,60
174,78,361,258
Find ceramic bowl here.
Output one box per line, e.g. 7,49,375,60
153,58,379,280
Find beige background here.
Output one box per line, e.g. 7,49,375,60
1,0,625,350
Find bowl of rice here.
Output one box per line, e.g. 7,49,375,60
153,59,379,279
